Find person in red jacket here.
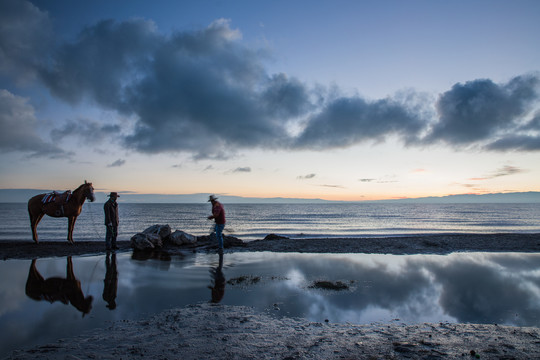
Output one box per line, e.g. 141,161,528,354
207,195,226,251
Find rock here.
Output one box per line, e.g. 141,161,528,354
264,234,289,240
131,233,163,250
197,233,246,248
131,233,155,250
169,230,197,246
142,224,172,240
308,280,349,291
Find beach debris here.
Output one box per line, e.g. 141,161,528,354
308,280,350,291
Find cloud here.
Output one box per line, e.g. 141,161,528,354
426,75,540,147
0,0,53,84
293,96,426,150
319,184,345,188
232,167,251,173
53,120,122,144
490,165,524,178
3,1,540,158
359,176,398,184
107,159,126,167
0,90,68,158
297,173,316,180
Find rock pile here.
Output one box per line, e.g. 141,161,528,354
130,224,245,251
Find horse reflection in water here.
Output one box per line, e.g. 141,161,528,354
25,256,93,316
103,252,118,310
209,252,226,303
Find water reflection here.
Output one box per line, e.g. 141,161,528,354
102,252,118,310
25,256,93,316
1,252,539,355
208,252,226,303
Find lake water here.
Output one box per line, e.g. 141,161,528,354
1,202,540,242
1,251,539,355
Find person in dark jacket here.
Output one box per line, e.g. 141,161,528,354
104,192,120,250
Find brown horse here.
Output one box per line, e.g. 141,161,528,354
28,181,95,244
25,256,93,316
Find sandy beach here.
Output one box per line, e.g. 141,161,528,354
2,233,540,359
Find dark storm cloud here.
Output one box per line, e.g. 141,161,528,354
0,0,53,84
34,17,296,158
40,18,161,108
2,0,540,158
427,75,540,146
293,96,426,150
485,113,540,151
0,90,68,158
486,135,540,151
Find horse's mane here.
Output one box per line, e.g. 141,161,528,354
73,181,92,193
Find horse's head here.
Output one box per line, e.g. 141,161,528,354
83,181,95,202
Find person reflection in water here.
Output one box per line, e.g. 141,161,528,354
208,252,226,303
25,256,93,316
103,252,118,310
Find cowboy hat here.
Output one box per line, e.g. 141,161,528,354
108,192,120,197
208,195,218,202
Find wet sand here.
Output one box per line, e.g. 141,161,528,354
2,233,540,359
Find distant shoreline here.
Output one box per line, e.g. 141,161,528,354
1,190,540,203
1,233,539,260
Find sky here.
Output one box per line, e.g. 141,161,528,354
1,0,539,201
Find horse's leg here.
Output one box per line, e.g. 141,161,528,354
25,259,45,299
66,256,75,279
67,216,77,244
31,213,45,244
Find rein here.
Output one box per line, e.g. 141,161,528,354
86,202,105,239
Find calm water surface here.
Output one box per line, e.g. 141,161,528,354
1,202,540,242
0,251,539,355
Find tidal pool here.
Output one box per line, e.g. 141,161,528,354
1,251,539,355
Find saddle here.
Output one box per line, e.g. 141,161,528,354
42,190,72,205
42,191,72,216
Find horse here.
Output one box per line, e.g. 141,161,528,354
25,256,93,316
27,181,95,244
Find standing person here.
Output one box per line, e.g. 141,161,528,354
207,195,226,251
104,192,120,250
103,252,118,310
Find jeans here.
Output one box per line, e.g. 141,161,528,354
106,226,118,249
215,223,225,249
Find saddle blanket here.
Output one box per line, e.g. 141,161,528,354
42,191,71,204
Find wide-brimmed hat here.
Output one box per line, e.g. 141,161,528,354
208,195,218,202
108,192,120,197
